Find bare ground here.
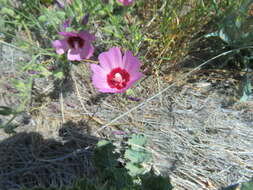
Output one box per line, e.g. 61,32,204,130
0,42,253,190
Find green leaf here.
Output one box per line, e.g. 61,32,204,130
0,0,7,4
1,7,15,17
125,162,145,176
41,0,54,4
108,167,133,189
218,28,231,44
94,140,119,170
56,11,66,20
66,27,75,32
38,15,47,23
128,134,147,150
125,149,151,164
140,170,173,190
12,80,26,92
96,139,111,148
205,29,230,44
72,179,98,190
0,106,15,116
241,177,253,190
39,66,52,77
0,17,5,32
240,72,252,102
126,89,135,96
240,0,253,13
53,71,64,79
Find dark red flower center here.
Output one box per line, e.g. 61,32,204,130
67,36,85,49
107,67,130,90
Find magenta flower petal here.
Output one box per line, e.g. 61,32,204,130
126,72,144,88
98,47,123,72
90,64,107,78
91,64,109,87
53,31,95,61
99,88,118,93
83,43,95,59
67,48,82,61
92,77,109,91
52,39,68,55
79,31,96,41
108,47,124,68
123,50,141,72
59,31,79,37
117,0,134,6
98,52,114,72
90,47,143,93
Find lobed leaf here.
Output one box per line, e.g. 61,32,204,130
125,162,145,177
125,149,151,164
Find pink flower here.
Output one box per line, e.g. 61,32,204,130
117,0,134,6
52,31,95,61
90,47,143,93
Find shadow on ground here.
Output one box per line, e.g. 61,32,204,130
0,121,98,190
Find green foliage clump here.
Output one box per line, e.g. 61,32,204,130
124,134,152,176
205,0,253,101
206,0,253,49
93,134,172,190
21,134,173,190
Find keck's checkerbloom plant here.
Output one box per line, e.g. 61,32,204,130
52,31,95,61
117,0,134,6
90,47,143,93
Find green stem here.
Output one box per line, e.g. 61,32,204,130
1,113,18,129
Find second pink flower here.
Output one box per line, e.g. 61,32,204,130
52,31,95,61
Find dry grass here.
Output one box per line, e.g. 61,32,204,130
0,0,253,189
